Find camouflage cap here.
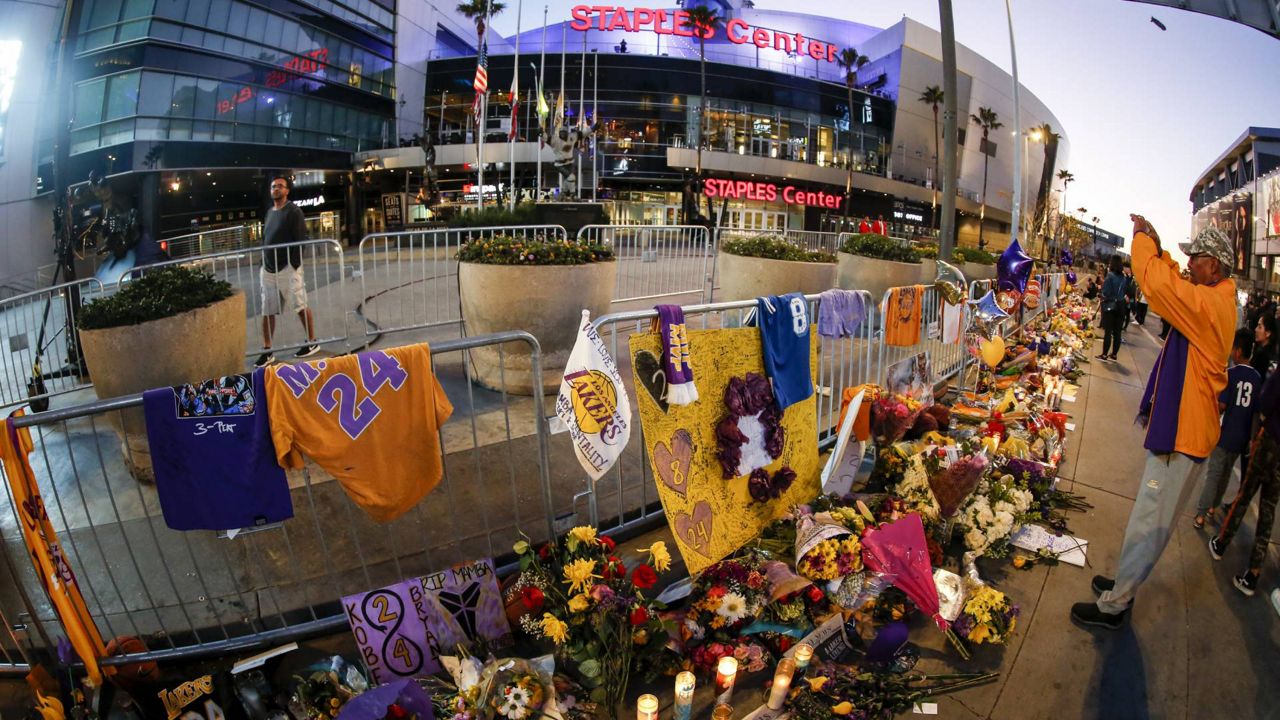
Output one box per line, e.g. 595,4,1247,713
1178,226,1234,275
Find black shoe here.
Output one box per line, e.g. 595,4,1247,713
1095,353,1110,362
1233,571,1259,597
295,344,321,358
254,351,275,368
1071,601,1128,630
1209,536,1225,561
1091,575,1115,596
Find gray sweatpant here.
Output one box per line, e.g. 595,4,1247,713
1098,452,1206,614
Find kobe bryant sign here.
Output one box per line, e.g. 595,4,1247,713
556,310,633,481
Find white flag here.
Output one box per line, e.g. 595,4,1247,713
556,310,632,481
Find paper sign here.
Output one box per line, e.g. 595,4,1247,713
912,703,939,714
821,390,865,496
1065,423,1076,432
415,558,511,657
344,581,438,683
631,329,820,574
886,352,934,409
1010,525,1089,567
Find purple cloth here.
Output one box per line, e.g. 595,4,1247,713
817,289,867,338
1260,371,1280,443
1218,364,1262,453
336,679,435,720
1140,329,1196,459
656,304,698,404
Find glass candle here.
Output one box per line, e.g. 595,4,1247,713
766,658,796,710
673,671,695,720
711,704,732,720
793,643,814,671
714,656,738,706
636,694,659,720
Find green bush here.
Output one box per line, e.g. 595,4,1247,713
839,233,922,264
914,243,939,259
456,235,615,265
79,266,233,330
447,203,539,228
953,246,997,265
722,234,836,263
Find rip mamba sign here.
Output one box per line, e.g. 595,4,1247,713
630,328,820,574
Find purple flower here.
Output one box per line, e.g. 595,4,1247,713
953,614,974,637
748,469,773,503
724,377,751,417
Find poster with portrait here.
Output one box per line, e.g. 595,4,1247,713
885,352,934,409
1257,172,1280,256
630,328,821,575
1228,194,1253,275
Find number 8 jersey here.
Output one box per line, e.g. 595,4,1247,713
265,343,454,522
753,292,814,411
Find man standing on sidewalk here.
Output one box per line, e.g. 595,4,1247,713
1071,218,1237,629
255,175,320,368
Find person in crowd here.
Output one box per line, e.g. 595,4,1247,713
255,175,320,368
1085,277,1099,301
1133,283,1149,325
859,216,872,234
1123,267,1137,327
1097,255,1127,362
873,214,888,235
1251,312,1276,384
1071,219,1236,629
1193,329,1260,530
1210,367,1280,596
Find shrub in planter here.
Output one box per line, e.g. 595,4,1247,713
837,233,926,300
77,266,246,481
839,233,923,264
717,234,837,301
457,235,617,394
953,246,998,281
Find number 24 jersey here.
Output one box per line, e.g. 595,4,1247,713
265,344,453,522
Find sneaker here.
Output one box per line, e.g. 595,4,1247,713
1095,353,1111,362
1270,589,1280,617
1070,601,1128,630
1209,536,1225,560
1091,575,1115,596
1233,571,1259,597
295,344,321,358
254,351,275,368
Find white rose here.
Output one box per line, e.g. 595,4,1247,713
965,528,987,551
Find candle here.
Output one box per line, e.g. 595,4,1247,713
714,656,738,706
711,704,732,720
673,671,695,720
766,658,796,710
793,643,814,671
636,694,659,720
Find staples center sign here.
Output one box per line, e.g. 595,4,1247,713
704,179,844,209
569,6,840,62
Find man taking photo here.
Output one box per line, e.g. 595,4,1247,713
255,175,320,367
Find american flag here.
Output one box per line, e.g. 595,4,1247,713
471,38,488,121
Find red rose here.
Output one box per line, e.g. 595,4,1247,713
630,606,649,626
604,556,627,580
600,535,616,551
632,563,658,589
807,586,824,603
778,636,793,653
538,544,552,560
388,704,408,719
520,586,545,612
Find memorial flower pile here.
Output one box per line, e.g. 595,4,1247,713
869,392,925,443
685,552,771,636
953,584,1020,647
954,473,1034,557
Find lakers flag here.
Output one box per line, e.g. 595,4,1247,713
556,310,632,481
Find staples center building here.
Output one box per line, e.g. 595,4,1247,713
364,1,1068,246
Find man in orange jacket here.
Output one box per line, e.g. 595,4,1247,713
1072,217,1237,629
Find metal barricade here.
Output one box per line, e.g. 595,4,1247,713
577,225,712,304
358,226,567,337
720,229,841,255
875,285,968,401
0,331,554,665
124,239,349,357
162,225,252,259
0,278,106,410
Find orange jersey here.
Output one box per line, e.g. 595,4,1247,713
885,286,923,347
264,344,453,522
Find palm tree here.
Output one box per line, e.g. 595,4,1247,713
918,85,944,232
456,0,506,41
1029,123,1060,242
837,47,868,223
681,5,722,179
969,106,1002,249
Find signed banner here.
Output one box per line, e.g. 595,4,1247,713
344,581,436,683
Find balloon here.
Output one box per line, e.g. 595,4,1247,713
1059,249,1074,267
996,289,1022,313
1066,271,1078,285
1023,291,1041,309
967,289,1010,339
981,336,1006,368
934,259,967,305
998,239,1034,293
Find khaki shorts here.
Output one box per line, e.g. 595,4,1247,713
260,265,308,315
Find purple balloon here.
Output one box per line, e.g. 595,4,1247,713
1067,270,1078,284
998,239,1034,294
1059,249,1074,267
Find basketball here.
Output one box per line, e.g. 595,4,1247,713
104,635,158,682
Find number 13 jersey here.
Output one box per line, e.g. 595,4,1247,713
265,344,454,522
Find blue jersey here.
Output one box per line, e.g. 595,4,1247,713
1217,364,1262,453
753,292,813,410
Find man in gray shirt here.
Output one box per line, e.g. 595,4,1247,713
255,175,319,367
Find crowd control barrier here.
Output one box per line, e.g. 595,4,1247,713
0,279,105,410
577,225,713,304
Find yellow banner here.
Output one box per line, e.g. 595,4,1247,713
630,328,819,575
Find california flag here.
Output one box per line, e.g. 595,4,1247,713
556,310,632,481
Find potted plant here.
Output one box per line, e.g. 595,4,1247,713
77,266,246,481
954,246,998,281
836,233,925,301
715,234,837,301
458,235,616,395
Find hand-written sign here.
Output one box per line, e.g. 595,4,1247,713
344,581,436,683
414,558,511,656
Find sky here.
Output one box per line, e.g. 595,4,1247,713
489,0,1280,262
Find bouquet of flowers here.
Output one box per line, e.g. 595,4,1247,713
785,663,998,720
953,584,1020,647
795,515,864,583
685,552,772,637
867,444,911,492
480,659,550,720
954,473,1033,557
510,527,672,709
1005,458,1091,532
288,656,368,720
891,452,943,524
688,638,771,675
870,393,925,443
924,446,990,519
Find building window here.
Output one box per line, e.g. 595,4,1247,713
0,40,18,159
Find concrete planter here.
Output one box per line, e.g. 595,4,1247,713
963,262,998,281
714,251,838,302
460,261,616,395
78,292,247,482
836,252,926,301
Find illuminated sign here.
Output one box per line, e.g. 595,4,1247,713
568,6,838,62
294,194,325,208
703,179,843,209
218,48,330,114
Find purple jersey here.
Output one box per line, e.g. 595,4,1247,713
1217,364,1262,453
143,368,292,531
